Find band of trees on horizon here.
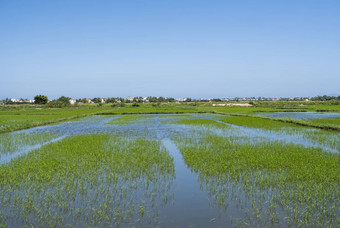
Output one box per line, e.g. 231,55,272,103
1,94,340,106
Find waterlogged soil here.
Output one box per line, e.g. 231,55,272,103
257,111,340,120
0,114,339,227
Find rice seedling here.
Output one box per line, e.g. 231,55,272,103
0,134,175,227
172,131,340,227
216,115,340,152
0,112,339,227
167,117,230,129
0,132,58,155
307,117,340,128
106,115,151,125
0,107,111,133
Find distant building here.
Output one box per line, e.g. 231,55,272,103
69,99,76,105
24,99,34,103
11,98,20,103
126,96,134,102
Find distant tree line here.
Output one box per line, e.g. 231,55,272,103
310,95,340,101
48,96,72,107
1,94,340,105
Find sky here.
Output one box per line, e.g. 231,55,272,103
0,0,339,99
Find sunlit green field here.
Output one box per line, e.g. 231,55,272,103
1,102,339,133
0,134,174,227
0,107,107,133
0,104,339,227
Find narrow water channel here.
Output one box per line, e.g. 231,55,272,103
159,139,224,227
0,113,338,227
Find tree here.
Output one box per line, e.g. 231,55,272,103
92,97,102,103
34,95,48,104
3,98,13,104
48,96,71,108
158,96,165,102
106,97,116,103
57,96,71,104
166,97,175,102
148,96,158,103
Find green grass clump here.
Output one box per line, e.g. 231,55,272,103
173,133,339,227
170,118,229,129
216,115,340,151
107,115,150,125
1,101,339,133
0,134,174,227
219,115,299,130
100,103,203,115
306,117,340,128
0,132,58,154
0,107,111,133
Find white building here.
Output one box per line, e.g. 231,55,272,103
69,99,76,105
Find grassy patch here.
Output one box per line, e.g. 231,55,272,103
169,118,229,129
107,115,150,125
307,117,340,128
0,132,58,155
0,134,174,227
173,133,340,227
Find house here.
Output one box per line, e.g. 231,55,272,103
69,99,76,105
126,96,133,102
85,98,93,103
10,98,20,103
24,99,34,103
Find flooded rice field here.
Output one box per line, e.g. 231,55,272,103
0,114,339,227
258,111,340,120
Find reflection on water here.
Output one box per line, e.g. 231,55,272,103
191,113,339,153
258,111,340,120
0,113,338,227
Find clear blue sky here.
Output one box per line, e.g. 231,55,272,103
1,0,339,99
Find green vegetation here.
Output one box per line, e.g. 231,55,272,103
99,103,204,115
0,106,111,133
218,115,299,130
173,133,340,227
0,101,339,134
34,95,48,104
217,115,340,151
217,113,340,132
47,96,72,108
0,112,339,226
163,117,229,129
307,117,340,128
0,132,58,155
107,115,150,125
0,134,174,227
